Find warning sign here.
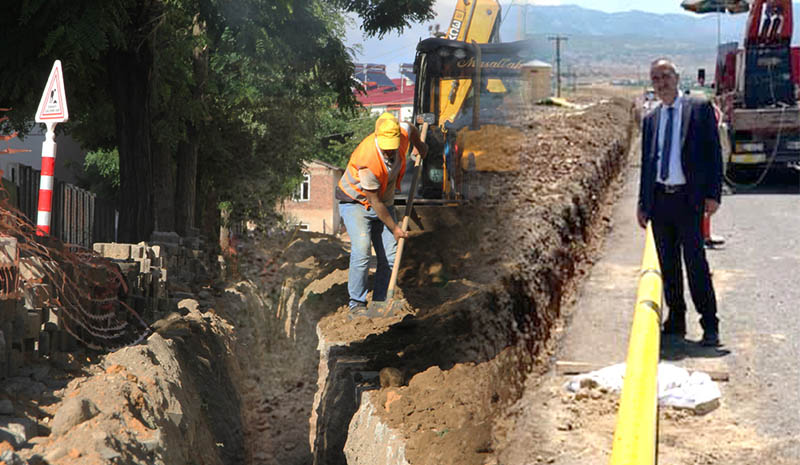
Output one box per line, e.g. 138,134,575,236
35,60,69,124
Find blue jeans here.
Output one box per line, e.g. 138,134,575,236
339,202,397,308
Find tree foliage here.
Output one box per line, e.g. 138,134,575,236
79,148,120,203
314,105,379,169
330,0,436,37
0,0,435,241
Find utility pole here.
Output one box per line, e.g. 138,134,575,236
549,35,568,98
512,0,529,40
568,66,577,92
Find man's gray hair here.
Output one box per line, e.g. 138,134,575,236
650,58,680,76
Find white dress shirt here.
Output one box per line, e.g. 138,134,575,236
656,94,687,186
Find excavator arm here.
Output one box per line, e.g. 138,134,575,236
439,0,502,128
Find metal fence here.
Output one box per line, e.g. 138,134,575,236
5,164,116,248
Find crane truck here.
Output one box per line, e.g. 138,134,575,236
716,0,800,183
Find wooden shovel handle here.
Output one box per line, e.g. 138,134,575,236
386,122,429,299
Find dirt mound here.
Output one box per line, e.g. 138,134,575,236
15,312,243,465
458,124,526,171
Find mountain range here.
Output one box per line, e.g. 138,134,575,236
346,3,800,80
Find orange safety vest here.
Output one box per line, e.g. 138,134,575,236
338,128,409,209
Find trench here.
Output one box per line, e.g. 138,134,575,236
196,101,635,465
32,100,635,465
5,100,632,464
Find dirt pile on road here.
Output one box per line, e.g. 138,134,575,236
13,305,244,465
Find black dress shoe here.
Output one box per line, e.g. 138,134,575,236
700,332,720,347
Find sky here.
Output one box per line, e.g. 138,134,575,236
344,0,704,75
550,0,692,15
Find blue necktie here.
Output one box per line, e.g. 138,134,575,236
660,107,675,182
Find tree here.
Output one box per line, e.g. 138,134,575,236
0,0,436,242
330,0,435,37
315,105,379,169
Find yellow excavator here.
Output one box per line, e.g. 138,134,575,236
412,0,535,201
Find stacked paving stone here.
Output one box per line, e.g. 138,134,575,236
0,237,66,377
0,231,213,379
94,230,213,317
92,240,169,319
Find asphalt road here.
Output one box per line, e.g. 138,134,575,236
557,136,800,460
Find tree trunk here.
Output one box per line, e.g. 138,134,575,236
151,139,176,233
109,49,154,243
197,181,220,254
176,17,208,237
175,127,198,236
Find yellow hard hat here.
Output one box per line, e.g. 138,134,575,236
375,112,398,131
375,113,401,150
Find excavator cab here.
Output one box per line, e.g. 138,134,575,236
412,38,534,200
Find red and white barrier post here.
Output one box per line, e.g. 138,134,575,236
36,125,57,235
34,60,69,236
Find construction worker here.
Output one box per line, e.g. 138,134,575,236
336,113,428,317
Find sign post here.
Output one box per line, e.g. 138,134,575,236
34,60,69,236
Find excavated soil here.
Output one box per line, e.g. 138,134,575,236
340,98,633,465
1,95,634,465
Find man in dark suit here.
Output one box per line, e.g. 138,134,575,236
637,58,723,347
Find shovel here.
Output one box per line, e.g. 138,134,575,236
367,113,433,317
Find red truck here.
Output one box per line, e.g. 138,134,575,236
715,0,800,183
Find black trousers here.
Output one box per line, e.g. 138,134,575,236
651,188,719,333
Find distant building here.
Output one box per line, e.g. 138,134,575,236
354,63,396,89
354,64,415,122
279,160,344,235
521,60,553,102
0,125,86,185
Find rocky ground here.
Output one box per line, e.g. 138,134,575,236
0,93,639,465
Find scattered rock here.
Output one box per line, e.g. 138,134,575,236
152,312,191,338
0,417,37,447
379,368,404,388
178,299,201,314
0,449,24,465
50,398,100,436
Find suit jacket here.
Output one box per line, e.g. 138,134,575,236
638,96,723,219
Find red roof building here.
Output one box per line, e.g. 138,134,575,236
356,77,415,122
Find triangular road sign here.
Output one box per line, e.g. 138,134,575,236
35,60,69,124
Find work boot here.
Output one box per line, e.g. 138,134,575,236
347,303,369,321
